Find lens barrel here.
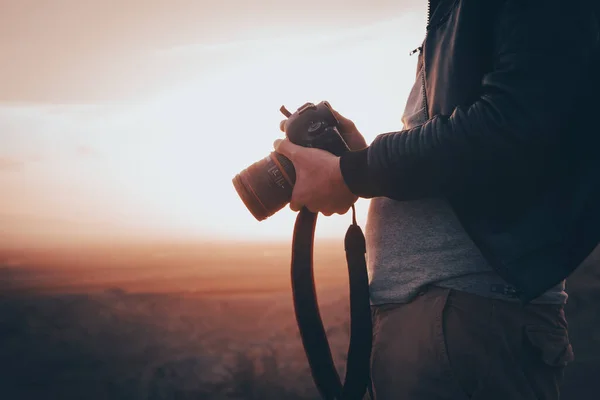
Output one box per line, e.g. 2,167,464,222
232,152,296,221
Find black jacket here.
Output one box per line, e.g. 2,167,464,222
340,0,600,303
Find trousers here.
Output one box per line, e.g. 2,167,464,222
370,286,574,399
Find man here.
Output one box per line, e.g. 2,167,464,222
274,0,600,399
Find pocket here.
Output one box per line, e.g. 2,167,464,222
523,325,575,367
439,291,493,399
371,304,400,344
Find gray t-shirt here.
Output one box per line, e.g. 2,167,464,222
366,64,567,305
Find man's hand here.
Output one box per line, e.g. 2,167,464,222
273,138,358,216
280,107,368,151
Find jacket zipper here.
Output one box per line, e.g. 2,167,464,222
409,46,422,56
421,0,431,121
410,1,432,55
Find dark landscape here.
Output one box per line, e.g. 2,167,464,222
0,240,598,400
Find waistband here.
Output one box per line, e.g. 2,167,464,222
434,273,567,304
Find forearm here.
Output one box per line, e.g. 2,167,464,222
340,96,553,200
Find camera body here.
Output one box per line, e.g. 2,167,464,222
232,101,351,221
284,101,350,156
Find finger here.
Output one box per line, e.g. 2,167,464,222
321,210,333,217
344,134,368,151
335,206,350,216
330,108,356,130
290,199,302,212
273,138,301,161
279,119,287,132
328,108,368,150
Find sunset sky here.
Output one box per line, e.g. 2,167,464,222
0,0,427,245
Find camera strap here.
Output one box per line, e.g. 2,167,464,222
291,205,373,400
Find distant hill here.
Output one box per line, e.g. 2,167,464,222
0,212,208,249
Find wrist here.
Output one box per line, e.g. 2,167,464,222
339,147,380,198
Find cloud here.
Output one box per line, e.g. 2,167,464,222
0,1,425,104
76,145,99,157
0,157,23,171
159,13,422,58
0,154,45,171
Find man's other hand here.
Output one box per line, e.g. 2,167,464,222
273,138,358,216
279,105,368,151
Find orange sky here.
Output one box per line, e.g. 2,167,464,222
0,0,426,245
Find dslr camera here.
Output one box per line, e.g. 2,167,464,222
233,101,351,221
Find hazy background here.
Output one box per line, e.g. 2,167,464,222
1,1,599,399
0,0,426,244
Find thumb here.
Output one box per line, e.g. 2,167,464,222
273,138,301,161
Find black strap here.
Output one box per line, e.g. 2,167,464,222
291,206,373,400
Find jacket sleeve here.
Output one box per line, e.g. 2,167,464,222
339,0,600,201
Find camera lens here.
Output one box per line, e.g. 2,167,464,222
232,152,296,221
